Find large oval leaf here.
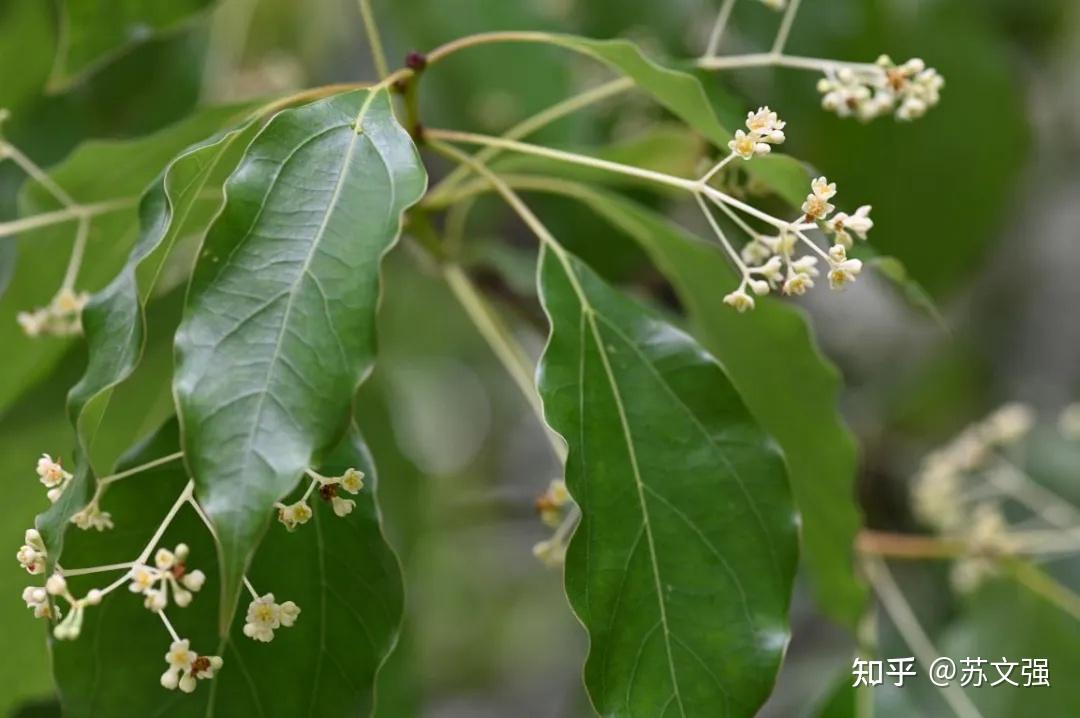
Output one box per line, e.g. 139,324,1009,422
553,185,867,626
51,420,403,717
173,88,426,624
536,246,797,716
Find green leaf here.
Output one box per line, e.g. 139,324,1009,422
49,0,216,91
173,88,426,627
536,245,797,716
517,178,867,626
52,420,404,717
1,103,254,416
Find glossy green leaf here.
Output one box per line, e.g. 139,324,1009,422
50,0,216,91
536,245,797,716
174,88,426,625
518,178,866,626
52,420,403,716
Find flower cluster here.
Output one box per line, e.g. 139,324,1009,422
17,528,46,575
161,639,222,693
722,176,871,312
242,592,300,642
910,403,1047,592
276,467,364,531
24,572,105,640
128,544,206,613
17,288,90,338
71,501,113,531
532,479,577,567
817,56,944,122
36,453,73,503
728,106,786,160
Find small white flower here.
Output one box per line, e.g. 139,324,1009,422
756,0,786,9
1060,404,1080,440
782,273,814,296
243,593,283,642
17,529,46,575
723,288,755,313
754,256,784,284
144,589,167,613
331,496,355,517
154,547,175,570
748,278,771,296
802,177,837,220
22,586,52,619
279,600,301,627
828,244,847,263
741,239,773,265
161,639,196,692
17,308,49,337
277,500,313,531
85,589,103,606
129,564,159,594
339,468,365,494
181,569,206,592
980,403,1035,445
728,129,771,160
71,502,113,531
45,573,67,597
829,205,873,248
827,259,863,289
532,538,566,567
52,603,84,641
36,454,72,488
745,106,786,144
791,255,820,277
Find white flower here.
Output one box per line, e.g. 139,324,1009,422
980,403,1035,445
828,259,863,289
756,0,786,9
243,593,285,642
17,308,49,337
18,290,90,339
129,564,159,594
748,278,771,296
52,603,84,641
339,468,365,494
745,106,786,144
71,502,113,531
36,454,72,488
829,205,873,248
277,500,312,531
741,239,774,265
723,288,755,313
279,600,301,627
782,273,814,296
753,256,784,284
45,573,67,597
181,569,206,592
144,589,167,613
155,547,176,570
802,176,837,220
22,586,52,619
728,129,771,160
161,639,220,693
817,57,943,122
536,479,572,527
331,496,355,517
791,255,820,277
532,538,565,567
828,244,847,263
17,529,46,575
1060,404,1080,440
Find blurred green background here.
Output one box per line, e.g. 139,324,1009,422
2,0,1078,715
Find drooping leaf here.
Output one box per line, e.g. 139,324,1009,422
513,177,866,626
51,420,404,717
536,245,797,716
173,88,426,626
1,103,254,416
49,0,217,91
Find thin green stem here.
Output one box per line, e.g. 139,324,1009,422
243,576,261,601
1006,559,1080,621
100,451,185,486
158,609,180,642
0,198,137,239
771,0,804,55
135,482,194,565
428,77,634,204
58,561,134,577
697,52,879,74
0,141,76,207
358,0,390,80
426,31,558,67
703,0,738,59
863,557,984,718
59,216,89,291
